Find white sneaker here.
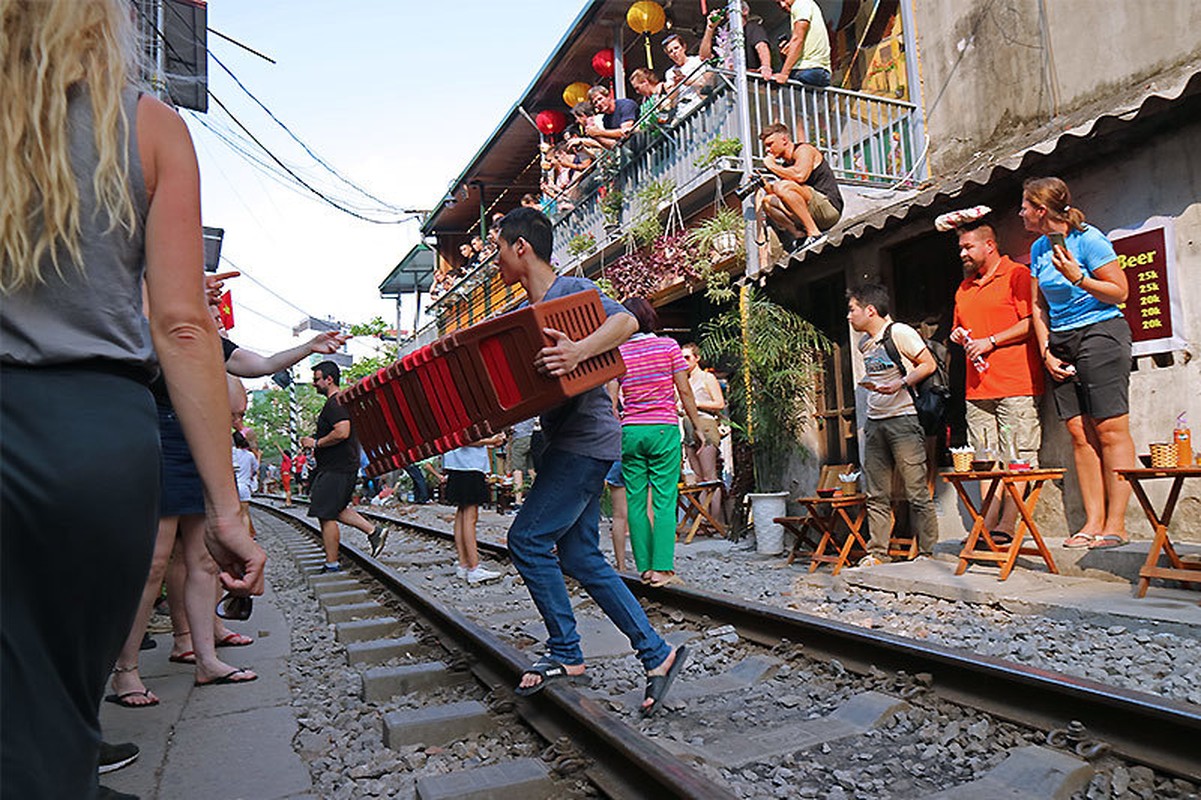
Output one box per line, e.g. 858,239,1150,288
466,565,501,585
455,564,468,580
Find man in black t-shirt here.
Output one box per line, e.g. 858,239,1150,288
301,360,384,569
584,85,638,149
699,1,773,80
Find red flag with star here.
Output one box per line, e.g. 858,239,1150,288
218,290,235,330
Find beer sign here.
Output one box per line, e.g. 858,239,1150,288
1111,219,1184,356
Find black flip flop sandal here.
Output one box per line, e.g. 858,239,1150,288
514,656,589,697
642,644,689,717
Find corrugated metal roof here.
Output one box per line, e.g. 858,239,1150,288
766,61,1201,276
379,243,435,296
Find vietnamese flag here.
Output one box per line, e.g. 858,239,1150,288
218,290,235,330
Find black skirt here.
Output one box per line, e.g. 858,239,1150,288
444,470,489,508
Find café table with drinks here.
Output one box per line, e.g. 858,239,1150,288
943,449,1065,580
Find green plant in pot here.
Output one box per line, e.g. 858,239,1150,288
700,287,829,549
687,206,743,263
566,233,596,256
694,137,743,169
600,189,623,228
625,179,675,247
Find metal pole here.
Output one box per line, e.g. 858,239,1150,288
288,378,299,457
729,0,761,279
613,23,625,100
898,0,929,181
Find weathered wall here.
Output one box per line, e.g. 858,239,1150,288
912,0,1201,175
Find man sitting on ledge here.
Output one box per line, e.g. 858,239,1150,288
757,121,843,256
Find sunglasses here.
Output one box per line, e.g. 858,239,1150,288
216,593,254,621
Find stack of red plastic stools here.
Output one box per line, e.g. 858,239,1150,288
339,289,626,477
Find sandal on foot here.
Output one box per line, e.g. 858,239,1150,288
1063,533,1097,548
216,632,254,647
514,656,589,697
1088,534,1128,550
642,645,689,717
104,690,159,708
649,573,683,588
194,668,257,687
168,650,196,664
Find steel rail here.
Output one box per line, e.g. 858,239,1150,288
257,497,1201,780
252,501,733,800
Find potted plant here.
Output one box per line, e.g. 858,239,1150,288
694,137,743,170
686,206,743,262
566,233,596,257
600,189,623,231
625,179,676,247
700,288,830,551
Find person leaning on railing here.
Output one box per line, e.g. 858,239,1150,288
773,0,832,88
584,85,638,149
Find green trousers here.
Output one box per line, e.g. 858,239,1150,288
621,424,681,572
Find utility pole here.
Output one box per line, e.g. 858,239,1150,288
729,0,761,280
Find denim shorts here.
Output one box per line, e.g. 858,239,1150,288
604,459,624,488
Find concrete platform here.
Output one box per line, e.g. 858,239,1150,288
820,550,1201,634
99,580,312,799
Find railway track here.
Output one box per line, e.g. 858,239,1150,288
253,497,1201,796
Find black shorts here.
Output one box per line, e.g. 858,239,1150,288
158,403,205,516
444,470,489,508
307,469,357,520
1047,315,1131,421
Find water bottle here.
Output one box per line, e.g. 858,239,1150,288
951,326,989,374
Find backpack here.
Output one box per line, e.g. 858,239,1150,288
880,322,950,437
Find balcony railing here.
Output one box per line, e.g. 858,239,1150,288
549,72,918,269
402,72,920,355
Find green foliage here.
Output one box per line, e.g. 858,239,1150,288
566,233,597,256
601,189,623,225
686,206,743,305
349,316,388,338
626,179,676,247
694,138,743,169
700,288,830,491
594,276,617,300
245,385,327,459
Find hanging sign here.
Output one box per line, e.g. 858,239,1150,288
1110,218,1184,356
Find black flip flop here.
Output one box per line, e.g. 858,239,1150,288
514,656,589,697
194,668,257,687
104,690,160,708
642,644,689,717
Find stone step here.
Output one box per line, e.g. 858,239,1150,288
335,617,403,644
414,758,554,800
326,601,386,624
362,662,473,702
346,635,422,666
383,700,496,749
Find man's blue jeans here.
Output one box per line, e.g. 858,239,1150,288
789,67,831,87
508,447,670,671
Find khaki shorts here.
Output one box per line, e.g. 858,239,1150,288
508,435,533,472
965,395,1041,466
683,415,722,448
809,190,841,231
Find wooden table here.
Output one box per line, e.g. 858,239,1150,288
1116,466,1201,598
677,480,726,542
788,493,870,575
942,468,1066,580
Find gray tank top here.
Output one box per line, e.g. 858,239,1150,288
1,85,153,377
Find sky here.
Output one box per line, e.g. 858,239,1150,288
190,1,589,385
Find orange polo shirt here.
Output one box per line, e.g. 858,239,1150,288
953,256,1044,400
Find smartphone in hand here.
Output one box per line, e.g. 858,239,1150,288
1048,232,1067,250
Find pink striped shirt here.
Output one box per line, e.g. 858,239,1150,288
618,334,688,426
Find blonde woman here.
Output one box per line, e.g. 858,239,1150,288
1021,177,1136,549
0,3,266,796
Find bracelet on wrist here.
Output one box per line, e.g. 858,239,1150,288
988,335,997,348
1071,273,1086,286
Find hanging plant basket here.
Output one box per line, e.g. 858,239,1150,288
712,230,740,259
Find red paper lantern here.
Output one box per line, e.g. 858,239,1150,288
591,48,615,78
534,109,567,136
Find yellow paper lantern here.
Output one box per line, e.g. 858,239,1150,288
562,81,591,109
626,1,667,69
626,1,666,35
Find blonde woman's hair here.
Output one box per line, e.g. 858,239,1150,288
1,0,142,292
1022,176,1087,233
